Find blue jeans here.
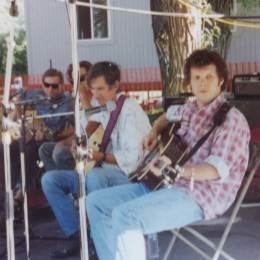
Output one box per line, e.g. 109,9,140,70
41,165,129,236
86,184,204,260
38,142,75,171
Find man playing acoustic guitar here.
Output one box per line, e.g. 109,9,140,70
0,68,73,227
86,49,250,260
41,61,151,258
38,60,93,171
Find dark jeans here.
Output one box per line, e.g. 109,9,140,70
0,139,40,215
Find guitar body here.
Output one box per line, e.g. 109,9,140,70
24,110,48,142
129,124,188,190
6,109,70,143
3,110,39,143
84,125,104,173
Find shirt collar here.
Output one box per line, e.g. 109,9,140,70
192,93,226,118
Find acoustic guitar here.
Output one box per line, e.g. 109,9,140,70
74,124,104,174
129,124,188,190
4,109,71,143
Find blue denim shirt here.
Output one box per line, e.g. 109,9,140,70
22,89,74,134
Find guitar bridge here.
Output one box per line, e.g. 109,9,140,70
162,165,180,184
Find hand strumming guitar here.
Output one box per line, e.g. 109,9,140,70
141,113,170,154
141,129,158,153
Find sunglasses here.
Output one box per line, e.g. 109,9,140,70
43,82,60,89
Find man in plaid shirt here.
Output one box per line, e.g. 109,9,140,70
86,49,250,260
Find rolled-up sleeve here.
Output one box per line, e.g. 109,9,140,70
166,105,184,122
208,109,250,183
204,155,230,182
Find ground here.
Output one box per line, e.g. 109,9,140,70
1,203,260,260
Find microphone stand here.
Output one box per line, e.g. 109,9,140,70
68,0,89,259
2,1,19,259
18,104,31,260
2,131,15,260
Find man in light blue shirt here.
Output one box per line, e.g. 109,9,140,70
41,61,151,259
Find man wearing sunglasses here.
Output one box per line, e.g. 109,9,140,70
0,68,74,218
25,68,74,143
38,61,94,172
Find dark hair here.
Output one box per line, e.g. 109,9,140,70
66,60,92,83
87,61,121,88
184,49,228,90
42,68,64,84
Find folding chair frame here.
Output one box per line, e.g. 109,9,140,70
163,142,260,260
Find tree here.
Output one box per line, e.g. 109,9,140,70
151,0,259,96
151,0,199,96
13,30,28,75
0,33,8,74
0,29,27,75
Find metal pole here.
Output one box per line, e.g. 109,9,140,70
67,0,89,259
2,131,15,260
19,105,31,260
2,1,19,259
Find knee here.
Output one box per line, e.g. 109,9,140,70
86,169,105,193
52,146,65,164
38,143,48,159
86,191,102,220
41,171,59,194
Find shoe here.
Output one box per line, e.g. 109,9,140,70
50,232,80,259
50,231,98,259
88,237,98,260
50,241,80,259
50,245,80,259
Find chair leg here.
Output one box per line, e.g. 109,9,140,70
241,202,260,208
212,148,260,260
162,230,178,260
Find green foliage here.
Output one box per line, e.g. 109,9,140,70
0,29,27,75
0,33,8,74
200,2,221,49
13,30,28,74
238,0,260,9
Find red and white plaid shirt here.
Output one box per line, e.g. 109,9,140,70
166,93,250,219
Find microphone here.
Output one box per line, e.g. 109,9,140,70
84,101,116,115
